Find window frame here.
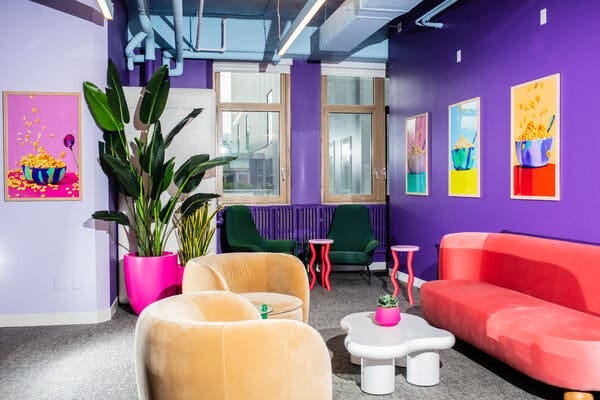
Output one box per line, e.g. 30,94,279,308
215,71,291,205
321,75,386,204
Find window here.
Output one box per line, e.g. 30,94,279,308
216,69,290,204
321,74,386,203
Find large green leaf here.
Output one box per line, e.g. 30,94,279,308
140,65,170,124
100,153,140,199
173,154,210,187
97,141,113,177
140,121,164,174
164,108,203,148
159,197,177,224
180,171,205,194
106,59,130,124
83,82,123,132
103,131,127,161
175,155,237,193
92,210,130,226
181,193,220,216
151,158,175,200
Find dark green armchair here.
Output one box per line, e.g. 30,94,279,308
326,204,379,273
224,205,296,254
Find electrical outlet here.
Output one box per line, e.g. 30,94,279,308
540,8,547,25
456,49,462,63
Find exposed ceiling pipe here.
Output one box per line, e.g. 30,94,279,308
125,0,155,70
319,0,421,52
164,49,278,61
194,0,205,49
164,0,185,76
125,31,147,70
415,0,459,28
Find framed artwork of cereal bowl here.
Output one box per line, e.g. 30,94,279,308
448,97,480,197
510,74,560,200
405,112,429,196
3,92,81,201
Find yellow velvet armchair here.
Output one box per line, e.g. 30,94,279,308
135,291,332,400
183,252,310,322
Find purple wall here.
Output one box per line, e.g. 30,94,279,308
127,51,213,89
291,60,322,204
171,60,213,89
388,0,600,281
109,0,130,86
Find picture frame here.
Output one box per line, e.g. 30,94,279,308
510,74,560,200
448,97,481,197
3,91,81,201
405,112,429,195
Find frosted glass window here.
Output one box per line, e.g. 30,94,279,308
220,72,281,103
328,113,372,195
221,111,280,196
327,76,373,105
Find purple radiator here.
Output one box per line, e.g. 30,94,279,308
217,204,387,262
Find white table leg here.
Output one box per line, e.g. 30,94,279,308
406,350,440,386
361,358,395,395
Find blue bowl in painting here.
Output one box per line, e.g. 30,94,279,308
22,165,67,185
451,147,476,170
515,137,553,168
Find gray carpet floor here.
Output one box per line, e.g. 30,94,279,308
0,272,573,399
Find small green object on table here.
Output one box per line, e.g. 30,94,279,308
260,304,269,319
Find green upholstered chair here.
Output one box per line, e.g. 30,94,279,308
224,205,296,255
326,204,379,274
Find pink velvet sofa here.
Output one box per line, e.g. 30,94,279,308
421,232,600,398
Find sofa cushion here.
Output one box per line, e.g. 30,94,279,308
239,292,303,322
421,279,600,390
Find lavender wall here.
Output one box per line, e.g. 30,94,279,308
291,60,321,204
0,1,110,317
388,0,600,280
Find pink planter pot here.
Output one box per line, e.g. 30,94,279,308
124,252,178,315
375,306,401,327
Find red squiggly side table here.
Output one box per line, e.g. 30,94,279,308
308,239,333,291
390,245,420,305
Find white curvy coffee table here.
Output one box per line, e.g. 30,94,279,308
340,312,455,395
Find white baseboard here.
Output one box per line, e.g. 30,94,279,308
370,261,386,271
0,297,118,328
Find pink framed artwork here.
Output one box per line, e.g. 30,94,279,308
405,112,429,195
3,92,81,201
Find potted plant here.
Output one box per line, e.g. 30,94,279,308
174,200,221,286
375,294,401,326
83,60,235,315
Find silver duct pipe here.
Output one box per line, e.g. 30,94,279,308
162,0,184,76
415,0,459,28
125,0,156,70
195,0,205,50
